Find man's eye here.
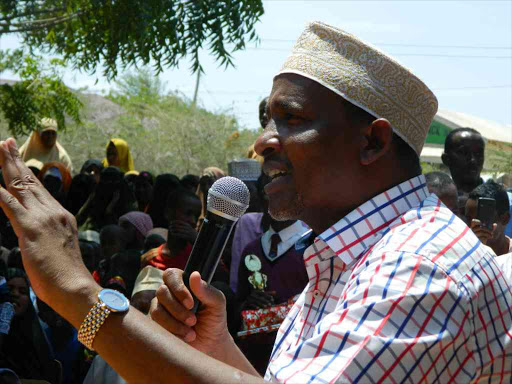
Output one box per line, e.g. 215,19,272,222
285,114,303,123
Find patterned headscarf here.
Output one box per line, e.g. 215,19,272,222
119,212,153,238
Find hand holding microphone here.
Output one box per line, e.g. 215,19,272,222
182,177,250,312
150,177,250,351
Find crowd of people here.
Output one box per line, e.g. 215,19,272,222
0,21,510,384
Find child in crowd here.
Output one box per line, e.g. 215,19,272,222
141,188,201,271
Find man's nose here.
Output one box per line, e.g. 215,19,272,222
254,124,281,158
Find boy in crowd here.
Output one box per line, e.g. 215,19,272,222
465,180,511,256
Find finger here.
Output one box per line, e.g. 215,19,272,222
0,186,27,230
149,298,196,342
155,283,196,326
189,271,226,311
0,139,48,207
162,269,194,310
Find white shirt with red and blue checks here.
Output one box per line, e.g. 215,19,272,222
265,175,512,383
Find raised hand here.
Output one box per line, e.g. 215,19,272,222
0,139,97,326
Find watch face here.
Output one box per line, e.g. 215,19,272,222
98,289,130,312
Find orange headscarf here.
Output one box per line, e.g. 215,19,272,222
38,161,72,194
102,138,135,174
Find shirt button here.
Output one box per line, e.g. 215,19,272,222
313,290,321,298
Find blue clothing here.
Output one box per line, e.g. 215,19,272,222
505,191,512,237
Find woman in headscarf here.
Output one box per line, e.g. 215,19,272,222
103,139,135,174
76,167,137,231
196,167,225,229
118,212,153,251
38,161,73,205
18,117,74,172
65,173,96,216
146,174,181,228
81,159,104,184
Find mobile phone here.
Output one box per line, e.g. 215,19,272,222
477,197,496,230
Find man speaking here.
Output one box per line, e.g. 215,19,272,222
0,22,510,383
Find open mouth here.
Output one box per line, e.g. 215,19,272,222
267,169,289,181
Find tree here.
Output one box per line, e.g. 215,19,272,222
0,50,82,136
0,0,265,79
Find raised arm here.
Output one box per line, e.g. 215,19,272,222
0,138,262,384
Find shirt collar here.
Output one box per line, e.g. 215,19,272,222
315,175,429,265
270,220,307,243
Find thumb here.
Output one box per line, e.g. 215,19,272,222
189,271,225,310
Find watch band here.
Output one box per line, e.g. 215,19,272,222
77,301,111,351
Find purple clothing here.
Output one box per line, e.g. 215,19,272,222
236,237,308,305
229,213,264,293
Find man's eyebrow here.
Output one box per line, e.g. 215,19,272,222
270,96,304,112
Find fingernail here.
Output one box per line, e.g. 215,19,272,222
185,316,196,326
183,298,193,309
184,330,195,342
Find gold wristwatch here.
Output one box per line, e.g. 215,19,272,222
78,288,130,351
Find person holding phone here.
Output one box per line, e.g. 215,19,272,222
465,180,512,255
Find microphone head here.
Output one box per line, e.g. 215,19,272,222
207,176,250,221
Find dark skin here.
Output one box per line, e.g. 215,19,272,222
259,97,269,129
253,73,412,235
164,196,202,258
428,183,459,214
465,198,510,255
106,142,119,167
442,132,485,194
40,130,57,149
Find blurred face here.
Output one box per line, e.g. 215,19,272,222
168,196,202,228
8,277,30,317
199,175,215,196
107,143,119,166
253,74,361,229
43,174,63,198
444,132,484,184
119,218,137,242
40,129,57,149
259,97,269,128
431,184,458,214
135,180,153,205
465,198,509,241
85,165,102,184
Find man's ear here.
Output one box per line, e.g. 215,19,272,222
441,152,450,167
499,211,511,226
360,118,393,166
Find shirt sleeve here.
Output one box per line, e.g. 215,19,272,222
266,251,475,383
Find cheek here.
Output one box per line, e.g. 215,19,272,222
17,295,31,315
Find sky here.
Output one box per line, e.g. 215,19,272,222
0,0,511,131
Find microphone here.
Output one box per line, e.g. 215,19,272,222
183,176,250,313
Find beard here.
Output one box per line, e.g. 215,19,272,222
268,191,305,221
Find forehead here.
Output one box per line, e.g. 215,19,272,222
8,277,28,289
269,73,341,113
451,132,484,147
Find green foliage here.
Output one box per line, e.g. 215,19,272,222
0,50,82,137
1,0,264,79
0,69,260,176
108,68,166,106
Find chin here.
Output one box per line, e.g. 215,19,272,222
268,194,304,221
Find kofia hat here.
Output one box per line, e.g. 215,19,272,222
277,21,438,155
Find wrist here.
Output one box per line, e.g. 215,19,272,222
53,277,102,330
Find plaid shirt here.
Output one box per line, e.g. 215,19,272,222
265,175,512,383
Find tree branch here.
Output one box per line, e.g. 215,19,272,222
0,7,67,22
0,11,85,34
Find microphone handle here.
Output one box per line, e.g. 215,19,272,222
183,214,235,313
